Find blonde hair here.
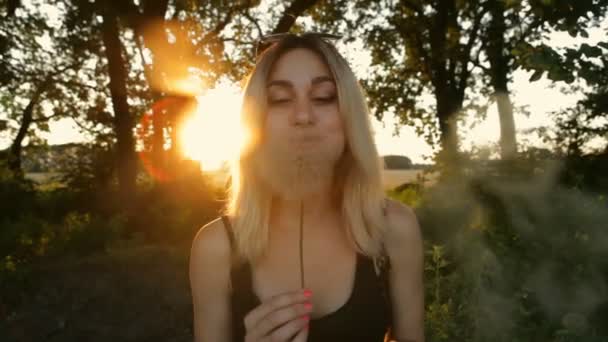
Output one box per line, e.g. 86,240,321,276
225,35,387,265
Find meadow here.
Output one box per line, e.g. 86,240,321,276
3,157,608,341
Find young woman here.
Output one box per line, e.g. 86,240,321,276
190,33,424,342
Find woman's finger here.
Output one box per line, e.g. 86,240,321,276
244,289,312,341
244,289,309,330
290,321,309,342
262,313,309,342
255,302,311,338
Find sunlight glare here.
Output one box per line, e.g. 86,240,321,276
181,82,244,171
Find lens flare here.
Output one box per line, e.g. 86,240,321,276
180,83,245,171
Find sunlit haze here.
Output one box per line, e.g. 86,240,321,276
180,83,244,171
2,6,606,167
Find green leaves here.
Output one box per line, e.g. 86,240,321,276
580,43,603,58
529,70,544,82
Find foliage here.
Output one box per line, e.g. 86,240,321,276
351,0,489,158
55,143,115,194
1,1,608,340
0,161,37,220
132,163,225,243
0,211,126,310
412,160,608,341
383,155,413,170
547,104,608,157
387,184,423,208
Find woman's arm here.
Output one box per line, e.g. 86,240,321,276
190,218,233,342
384,199,425,342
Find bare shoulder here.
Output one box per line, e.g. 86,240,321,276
383,198,423,254
190,218,230,284
190,217,233,341
191,217,232,264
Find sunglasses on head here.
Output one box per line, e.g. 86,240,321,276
254,31,342,57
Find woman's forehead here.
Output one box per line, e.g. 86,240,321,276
267,48,334,85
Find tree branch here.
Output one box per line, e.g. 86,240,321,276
271,0,320,34
201,0,254,44
428,0,450,91
222,37,256,46
471,42,490,73
457,3,485,93
31,111,65,123
56,79,101,91
410,29,433,82
243,8,264,38
401,0,424,16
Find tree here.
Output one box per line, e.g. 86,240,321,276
350,0,488,169
383,155,413,169
514,1,608,156
483,0,521,160
0,1,87,177
480,0,608,160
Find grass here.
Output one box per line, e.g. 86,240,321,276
3,241,194,342
202,168,437,191
382,169,438,190
24,172,62,184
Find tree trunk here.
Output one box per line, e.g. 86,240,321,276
8,83,46,177
429,0,462,168
436,91,461,166
495,91,517,159
101,9,136,200
151,104,165,165
137,0,170,169
488,1,517,160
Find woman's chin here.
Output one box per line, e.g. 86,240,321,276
273,182,326,201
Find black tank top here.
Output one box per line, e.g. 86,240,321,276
221,215,394,342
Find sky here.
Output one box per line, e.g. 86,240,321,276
2,4,607,166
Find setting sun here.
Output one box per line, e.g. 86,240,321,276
180,82,244,171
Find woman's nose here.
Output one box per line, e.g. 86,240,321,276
291,98,315,126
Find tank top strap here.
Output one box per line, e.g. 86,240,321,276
221,215,236,251
221,215,251,294
221,215,238,265
376,199,394,334
374,197,392,276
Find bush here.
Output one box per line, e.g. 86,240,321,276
402,160,608,341
387,184,423,207
0,211,125,312
50,212,125,257
0,163,37,220
132,167,225,243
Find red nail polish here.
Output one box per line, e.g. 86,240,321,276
303,289,312,298
304,302,313,310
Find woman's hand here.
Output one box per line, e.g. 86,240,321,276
243,288,313,342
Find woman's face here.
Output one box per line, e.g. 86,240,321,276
255,47,346,199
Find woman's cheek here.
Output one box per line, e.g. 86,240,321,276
264,111,287,140
325,107,344,134
325,114,345,149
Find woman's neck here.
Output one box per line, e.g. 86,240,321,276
269,186,339,232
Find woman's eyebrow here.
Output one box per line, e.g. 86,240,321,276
266,75,335,89
311,75,335,86
267,80,292,89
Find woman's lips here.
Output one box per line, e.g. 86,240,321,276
293,138,321,147
293,134,322,142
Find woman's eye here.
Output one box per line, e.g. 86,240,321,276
268,96,336,106
269,98,290,105
314,96,336,104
